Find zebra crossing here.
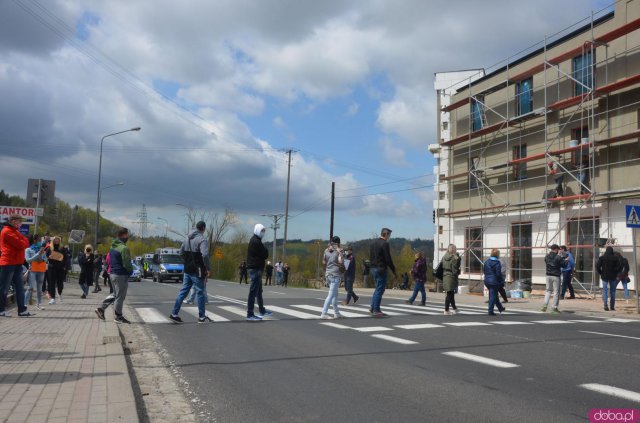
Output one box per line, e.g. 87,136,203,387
131,295,546,325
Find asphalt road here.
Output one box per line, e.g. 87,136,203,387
124,278,640,422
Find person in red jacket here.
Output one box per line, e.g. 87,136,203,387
0,214,31,317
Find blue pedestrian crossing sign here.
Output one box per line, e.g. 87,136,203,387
626,205,640,228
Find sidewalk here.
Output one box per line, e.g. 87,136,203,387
352,285,640,318
0,282,138,423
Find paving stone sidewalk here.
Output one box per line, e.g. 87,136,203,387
0,283,138,423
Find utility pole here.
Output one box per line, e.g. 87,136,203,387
34,179,42,235
282,149,297,261
330,182,335,240
262,213,283,265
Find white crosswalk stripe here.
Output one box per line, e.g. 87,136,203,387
340,304,405,316
182,307,231,322
292,304,369,318
136,307,170,323
266,305,318,320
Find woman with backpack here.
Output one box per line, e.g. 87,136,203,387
483,249,506,315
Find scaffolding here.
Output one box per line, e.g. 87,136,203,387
436,3,640,298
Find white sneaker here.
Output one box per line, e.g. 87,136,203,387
48,299,56,305
450,309,458,315
320,314,331,320
36,304,45,310
333,314,344,319
443,310,452,315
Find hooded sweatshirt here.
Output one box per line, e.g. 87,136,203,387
180,228,210,273
246,224,268,270
108,238,133,276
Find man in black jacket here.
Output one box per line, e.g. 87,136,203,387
246,224,272,321
596,246,622,311
541,244,564,313
369,227,396,317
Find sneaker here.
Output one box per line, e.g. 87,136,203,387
183,300,194,305
443,310,453,315
540,305,547,312
36,304,45,311
372,311,387,317
551,308,560,314
404,300,412,305
334,314,344,319
450,309,458,315
499,307,506,314
94,308,105,321
259,310,273,318
320,314,331,320
246,315,262,322
48,299,56,305
114,316,131,324
198,316,213,323
0,311,11,317
18,311,33,317
168,314,183,323
604,305,609,311
610,307,616,311
353,296,359,304
81,294,86,299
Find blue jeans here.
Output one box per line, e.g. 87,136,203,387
0,265,27,313
560,271,574,298
187,280,208,302
172,273,206,318
602,279,619,309
370,267,388,312
343,275,358,304
247,268,266,317
408,280,426,305
25,271,45,305
621,280,629,300
487,285,504,314
322,275,341,315
80,282,89,296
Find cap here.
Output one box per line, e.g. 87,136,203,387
331,236,341,245
381,227,392,235
550,244,559,250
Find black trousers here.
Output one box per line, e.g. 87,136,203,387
445,291,457,311
47,267,65,298
498,286,508,302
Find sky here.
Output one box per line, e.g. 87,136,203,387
0,0,612,243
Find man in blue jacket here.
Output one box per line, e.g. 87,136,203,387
483,249,505,316
560,246,575,300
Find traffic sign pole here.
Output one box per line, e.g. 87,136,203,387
625,205,640,314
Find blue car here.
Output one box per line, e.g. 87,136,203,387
128,262,143,282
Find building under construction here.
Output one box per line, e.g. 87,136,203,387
430,0,639,296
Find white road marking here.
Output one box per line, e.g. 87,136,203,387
530,320,574,324
394,323,445,330
580,330,640,340
267,291,286,295
444,322,492,327
606,318,639,323
579,383,640,403
491,321,534,325
448,302,545,314
378,304,442,315
370,334,418,345
218,305,250,317
342,304,405,316
292,304,367,318
211,295,246,305
266,305,319,320
182,307,231,322
352,326,394,332
442,351,520,368
136,307,169,324
319,322,351,329
569,320,605,323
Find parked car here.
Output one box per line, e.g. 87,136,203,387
128,262,142,282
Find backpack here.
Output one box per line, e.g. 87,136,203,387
433,260,444,280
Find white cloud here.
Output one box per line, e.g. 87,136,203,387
346,102,359,116
379,139,409,167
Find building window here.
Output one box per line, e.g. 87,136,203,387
516,78,533,115
470,97,485,131
572,50,594,96
512,144,527,180
442,121,449,131
439,174,445,182
437,208,445,216
469,157,479,189
439,191,445,200
465,227,483,273
567,218,599,286
511,223,532,282
438,226,443,235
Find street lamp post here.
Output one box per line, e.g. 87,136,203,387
176,203,193,234
95,127,140,246
157,217,168,247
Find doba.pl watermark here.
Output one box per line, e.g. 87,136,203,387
590,409,639,423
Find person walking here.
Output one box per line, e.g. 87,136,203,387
45,236,67,305
370,227,396,317
559,246,575,300
238,261,248,284
93,254,103,293
0,214,32,317
169,221,212,323
484,249,506,316
341,246,359,305
596,246,622,311
615,251,630,304
245,224,272,321
275,261,283,285
282,262,290,288
405,250,427,306
321,236,344,319
102,252,112,293
24,234,47,310
95,227,133,324
442,244,461,315
264,261,273,286
541,244,564,313
77,244,94,299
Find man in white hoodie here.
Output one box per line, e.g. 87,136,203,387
245,223,272,321
169,221,211,323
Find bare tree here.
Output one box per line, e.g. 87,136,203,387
198,208,238,264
